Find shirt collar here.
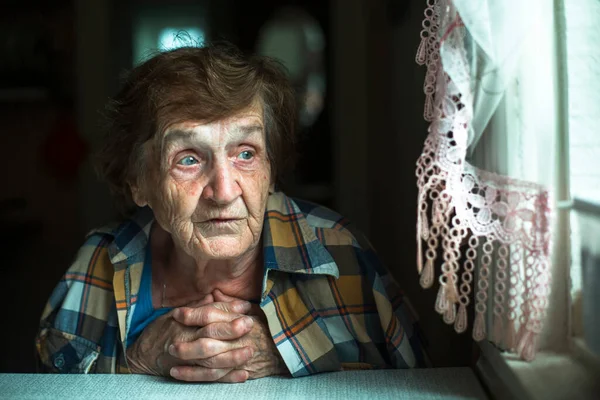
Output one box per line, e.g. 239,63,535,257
106,193,339,278
107,206,154,264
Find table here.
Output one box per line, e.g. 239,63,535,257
0,368,488,399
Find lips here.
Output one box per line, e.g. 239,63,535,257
202,217,244,223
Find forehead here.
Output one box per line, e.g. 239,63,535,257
162,104,264,145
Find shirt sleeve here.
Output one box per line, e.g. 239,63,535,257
358,241,432,368
36,233,119,373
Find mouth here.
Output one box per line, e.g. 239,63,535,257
203,218,244,224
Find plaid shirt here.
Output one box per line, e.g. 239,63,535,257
36,192,429,376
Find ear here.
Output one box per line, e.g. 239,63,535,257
129,182,148,208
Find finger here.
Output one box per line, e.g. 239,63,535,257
217,369,249,383
210,300,251,314
195,347,253,369
212,290,262,318
170,366,232,382
169,337,241,360
197,317,254,340
212,289,238,303
173,301,250,326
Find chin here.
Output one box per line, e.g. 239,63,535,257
201,236,255,260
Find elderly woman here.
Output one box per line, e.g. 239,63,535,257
36,43,428,382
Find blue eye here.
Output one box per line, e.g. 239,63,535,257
238,151,254,160
177,156,199,166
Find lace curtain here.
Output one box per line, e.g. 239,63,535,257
414,0,554,361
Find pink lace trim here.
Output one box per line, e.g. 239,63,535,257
415,0,552,361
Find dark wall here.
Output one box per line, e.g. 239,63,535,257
0,1,83,372
365,1,474,367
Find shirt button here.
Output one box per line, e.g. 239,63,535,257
54,354,65,370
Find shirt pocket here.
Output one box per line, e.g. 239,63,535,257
37,327,100,373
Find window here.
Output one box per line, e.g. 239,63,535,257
132,4,207,66
564,0,600,355
467,0,600,397
471,0,600,356
158,28,205,52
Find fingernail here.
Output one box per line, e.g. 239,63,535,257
237,301,251,310
170,367,179,378
168,344,176,355
243,317,254,329
172,309,181,320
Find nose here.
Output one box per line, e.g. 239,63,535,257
201,158,242,205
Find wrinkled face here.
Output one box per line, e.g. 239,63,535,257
132,104,273,260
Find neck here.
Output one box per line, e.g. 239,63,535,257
151,224,264,306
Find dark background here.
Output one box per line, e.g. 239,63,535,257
0,0,473,373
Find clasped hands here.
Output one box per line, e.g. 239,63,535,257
126,290,287,383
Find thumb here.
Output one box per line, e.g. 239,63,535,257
183,293,214,308
212,288,240,303
213,289,262,317
173,300,251,326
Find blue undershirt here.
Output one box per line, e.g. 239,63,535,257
127,236,173,347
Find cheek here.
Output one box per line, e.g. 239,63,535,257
173,179,204,202
185,182,200,198
155,178,204,216
243,173,271,214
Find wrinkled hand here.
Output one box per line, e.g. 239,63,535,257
169,290,288,382
126,294,255,382
126,290,288,383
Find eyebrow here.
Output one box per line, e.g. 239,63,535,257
235,124,263,136
162,124,264,146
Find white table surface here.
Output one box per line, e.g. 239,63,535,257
0,368,488,400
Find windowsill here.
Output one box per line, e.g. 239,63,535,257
476,339,600,400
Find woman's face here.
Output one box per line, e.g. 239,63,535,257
132,104,273,260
